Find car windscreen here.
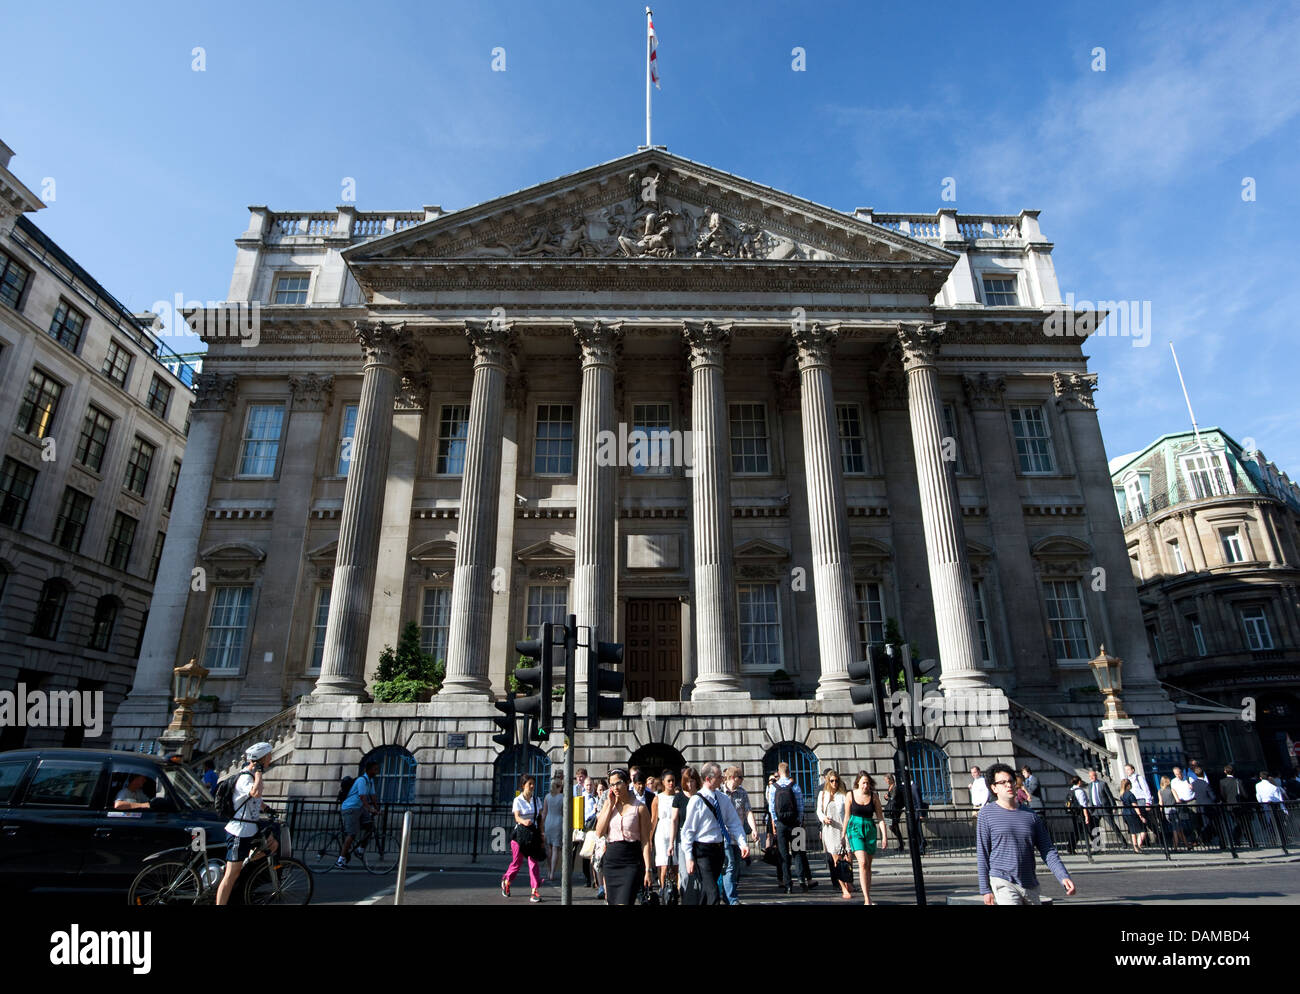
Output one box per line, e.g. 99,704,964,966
162,764,214,809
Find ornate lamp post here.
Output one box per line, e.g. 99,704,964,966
1088,645,1142,775
158,657,209,762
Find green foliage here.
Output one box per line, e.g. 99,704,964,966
372,621,445,702
883,617,933,686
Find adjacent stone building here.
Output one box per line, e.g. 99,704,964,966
112,150,1179,804
0,142,194,746
1111,428,1300,776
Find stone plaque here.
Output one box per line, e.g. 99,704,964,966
626,534,679,570
447,733,467,749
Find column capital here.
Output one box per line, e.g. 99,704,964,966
896,321,946,372
463,319,514,369
505,369,529,411
397,371,433,411
961,372,1007,410
869,367,909,411
682,320,730,368
192,372,238,412
771,369,800,411
288,373,335,411
573,318,623,368
355,320,416,370
791,320,839,370
1053,371,1099,411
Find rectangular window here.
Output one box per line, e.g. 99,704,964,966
1043,579,1091,660
76,406,114,472
525,585,568,641
974,581,994,667
164,460,181,512
104,511,137,571
239,404,284,476
1182,452,1228,499
981,274,1019,306
1147,626,1164,664
148,531,166,583
0,457,38,529
1188,615,1207,657
533,404,574,475
1220,528,1245,564
123,436,156,496
272,273,310,304
336,404,358,476
146,374,172,419
942,403,965,474
309,586,330,672
630,403,673,476
51,487,92,553
15,368,63,438
48,299,87,352
1169,540,1186,574
202,586,253,671
1010,405,1055,473
855,582,885,658
1124,475,1150,519
729,403,770,474
837,403,867,475
1241,608,1273,651
102,339,132,388
0,251,32,309
420,587,452,662
436,405,469,475
738,583,782,668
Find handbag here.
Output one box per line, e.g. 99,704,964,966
832,840,853,885
762,841,780,866
579,830,598,860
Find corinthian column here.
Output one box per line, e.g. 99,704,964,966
793,323,859,697
898,323,987,692
684,321,747,698
572,321,620,681
315,324,410,700
440,321,511,697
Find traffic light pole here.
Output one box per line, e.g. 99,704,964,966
560,615,577,907
893,729,927,906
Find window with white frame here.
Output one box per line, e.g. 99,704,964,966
1043,579,1091,660
837,404,867,475
272,273,310,305
1188,615,1207,656
436,405,470,475
630,403,673,476
1181,450,1229,499
202,586,253,671
1124,474,1149,518
308,586,330,672
420,587,452,662
533,405,574,475
729,403,770,474
981,274,1019,306
737,582,782,668
239,404,284,477
525,585,568,641
855,582,885,658
1241,607,1273,651
1010,406,1055,473
1220,527,1245,564
336,404,358,476
973,580,994,667
942,404,964,474
1169,539,1186,574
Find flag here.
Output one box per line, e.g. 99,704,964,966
648,9,660,89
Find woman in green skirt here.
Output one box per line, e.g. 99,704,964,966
845,771,888,905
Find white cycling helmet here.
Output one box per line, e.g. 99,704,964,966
245,741,274,762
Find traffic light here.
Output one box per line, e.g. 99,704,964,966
515,623,555,740
492,697,516,749
587,638,624,727
847,644,891,737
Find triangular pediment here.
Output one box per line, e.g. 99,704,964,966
344,150,955,268
733,538,790,561
514,538,576,563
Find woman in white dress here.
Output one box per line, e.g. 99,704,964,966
650,770,680,893
817,769,852,900
541,777,567,881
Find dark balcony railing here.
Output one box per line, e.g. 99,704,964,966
1120,476,1263,529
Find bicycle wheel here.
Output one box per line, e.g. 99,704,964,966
128,860,202,906
361,830,400,874
243,857,314,905
304,831,343,873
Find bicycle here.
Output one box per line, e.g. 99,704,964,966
128,818,314,906
304,811,398,875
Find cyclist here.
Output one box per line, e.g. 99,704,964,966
337,760,381,868
216,741,279,905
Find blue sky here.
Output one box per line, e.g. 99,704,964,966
6,1,1299,475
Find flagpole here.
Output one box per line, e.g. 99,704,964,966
645,7,652,148
1170,341,1205,453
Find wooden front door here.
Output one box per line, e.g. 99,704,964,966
624,599,682,702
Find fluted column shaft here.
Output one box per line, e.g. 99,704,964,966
314,326,407,700
573,322,619,680
794,324,859,697
898,323,987,692
441,323,511,697
685,322,746,698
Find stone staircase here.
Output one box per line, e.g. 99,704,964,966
1008,698,1119,803
198,704,299,779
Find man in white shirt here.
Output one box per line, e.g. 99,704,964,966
216,741,277,906
113,774,153,812
1124,764,1153,807
680,762,750,905
1170,767,1195,803
970,767,990,808
573,768,589,798
1256,771,1288,843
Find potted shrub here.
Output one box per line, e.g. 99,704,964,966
371,621,445,702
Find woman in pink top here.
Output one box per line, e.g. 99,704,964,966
594,767,653,905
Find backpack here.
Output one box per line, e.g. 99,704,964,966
772,780,800,827
214,769,253,821
338,775,357,804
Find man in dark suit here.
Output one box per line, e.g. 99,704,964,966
1087,769,1125,848
1219,765,1255,846
1188,774,1218,846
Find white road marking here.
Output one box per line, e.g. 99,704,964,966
354,871,430,905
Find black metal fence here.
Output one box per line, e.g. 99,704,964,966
279,797,1296,864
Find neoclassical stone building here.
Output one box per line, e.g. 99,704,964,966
114,150,1179,803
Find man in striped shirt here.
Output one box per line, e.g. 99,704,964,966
977,762,1077,905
